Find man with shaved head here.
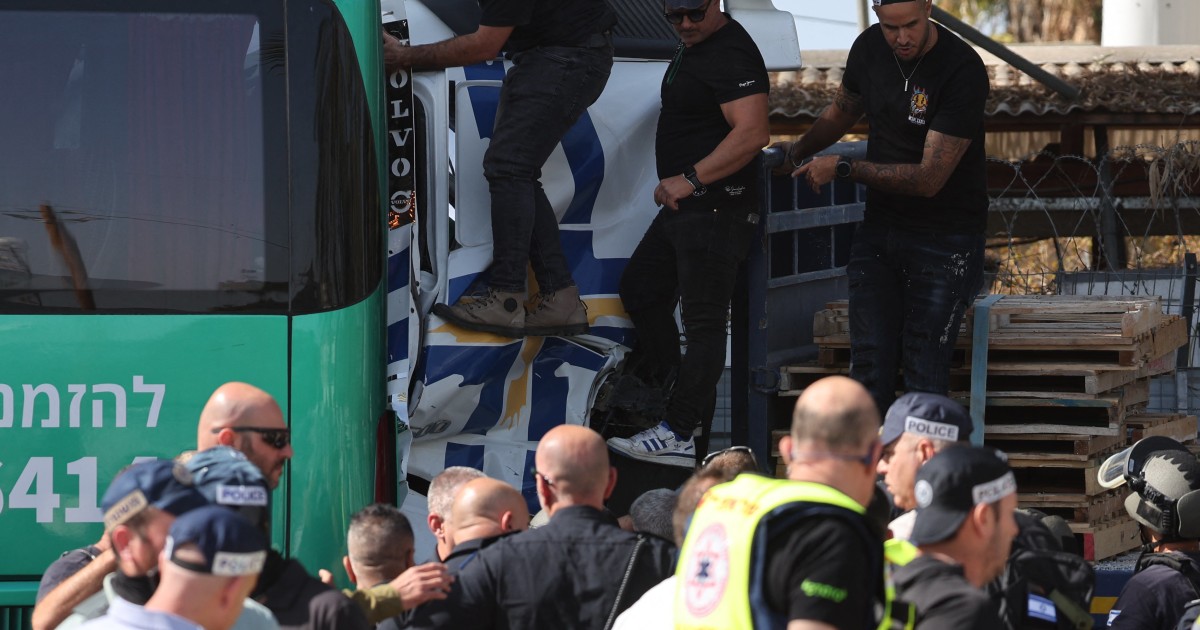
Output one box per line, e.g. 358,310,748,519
197,382,292,489
676,376,887,629
445,478,529,559
424,466,486,562
401,425,675,629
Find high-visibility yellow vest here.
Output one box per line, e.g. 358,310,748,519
673,474,883,630
882,538,918,630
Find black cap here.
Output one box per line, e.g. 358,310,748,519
910,445,1016,546
881,392,972,447
166,505,268,576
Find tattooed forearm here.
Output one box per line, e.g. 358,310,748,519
833,86,865,119
852,132,971,197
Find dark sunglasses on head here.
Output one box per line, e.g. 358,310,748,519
212,426,291,449
663,0,711,25
700,445,757,469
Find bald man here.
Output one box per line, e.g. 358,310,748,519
446,478,529,560
424,466,486,562
676,376,888,630
402,426,675,629
197,382,293,489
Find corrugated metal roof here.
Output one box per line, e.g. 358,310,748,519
771,44,1200,120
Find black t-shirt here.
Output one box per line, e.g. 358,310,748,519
893,555,1005,630
655,17,768,211
764,517,881,627
479,0,616,52
842,23,989,234
1109,552,1200,629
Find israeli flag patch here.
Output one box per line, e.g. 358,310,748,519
1028,594,1056,623
1107,609,1121,626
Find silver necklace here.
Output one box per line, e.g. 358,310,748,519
893,52,925,93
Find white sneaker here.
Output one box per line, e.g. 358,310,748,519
607,421,696,468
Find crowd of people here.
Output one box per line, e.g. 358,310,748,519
31,375,1200,630
27,0,1200,628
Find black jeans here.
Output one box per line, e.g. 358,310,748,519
620,206,758,437
483,42,613,293
847,221,985,415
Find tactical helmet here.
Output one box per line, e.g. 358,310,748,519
1108,437,1200,541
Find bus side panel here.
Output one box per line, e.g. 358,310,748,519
289,288,385,580
0,315,287,577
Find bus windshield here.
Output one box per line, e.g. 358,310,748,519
0,10,286,312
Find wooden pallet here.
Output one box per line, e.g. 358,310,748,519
986,432,1125,459
1072,515,1142,561
1018,489,1128,524
947,351,1176,396
1126,413,1199,443
975,392,1146,437
1007,455,1108,496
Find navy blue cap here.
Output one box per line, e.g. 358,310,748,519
166,505,268,576
910,445,1016,546
101,460,208,531
186,447,271,531
881,392,972,447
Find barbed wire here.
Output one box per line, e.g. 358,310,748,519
986,140,1200,297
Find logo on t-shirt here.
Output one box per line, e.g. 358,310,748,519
908,86,928,126
738,79,756,88
684,523,730,617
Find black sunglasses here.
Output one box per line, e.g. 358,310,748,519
663,0,711,25
213,426,291,449
700,445,757,469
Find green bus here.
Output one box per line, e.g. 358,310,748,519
0,0,388,620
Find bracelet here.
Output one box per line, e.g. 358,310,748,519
788,143,804,168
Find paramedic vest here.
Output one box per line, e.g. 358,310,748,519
674,475,885,629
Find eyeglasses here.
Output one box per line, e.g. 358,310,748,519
212,426,291,449
532,468,557,489
663,0,711,25
791,440,880,468
701,445,758,469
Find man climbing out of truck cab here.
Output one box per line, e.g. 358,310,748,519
777,0,989,417
605,0,770,468
384,0,616,338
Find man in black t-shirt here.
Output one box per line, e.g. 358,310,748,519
777,0,989,416
607,0,769,468
385,0,616,338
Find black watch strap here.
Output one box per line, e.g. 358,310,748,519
683,166,706,195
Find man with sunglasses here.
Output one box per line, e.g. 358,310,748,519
676,376,887,629
776,0,988,419
384,0,615,338
197,382,293,490
608,0,769,468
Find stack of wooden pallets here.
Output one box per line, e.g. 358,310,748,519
785,294,1196,561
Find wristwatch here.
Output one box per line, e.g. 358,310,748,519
835,156,854,179
683,166,706,196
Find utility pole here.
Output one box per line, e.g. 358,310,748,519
857,0,869,31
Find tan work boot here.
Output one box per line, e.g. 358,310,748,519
525,285,589,337
432,287,526,338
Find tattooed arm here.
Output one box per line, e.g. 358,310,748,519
794,130,971,197
781,86,865,166
850,130,972,197
771,85,864,173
